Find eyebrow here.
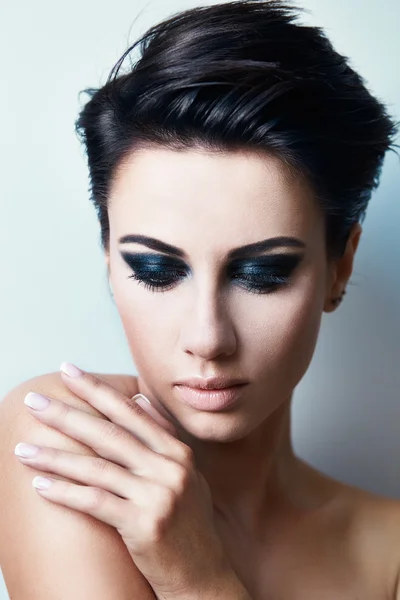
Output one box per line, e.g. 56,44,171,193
118,234,306,260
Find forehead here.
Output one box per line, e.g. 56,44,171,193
108,147,322,244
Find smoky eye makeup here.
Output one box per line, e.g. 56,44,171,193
121,252,188,272
227,253,304,271
120,250,305,295
121,252,189,292
226,253,304,293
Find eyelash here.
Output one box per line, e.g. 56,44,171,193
127,269,186,294
127,268,293,295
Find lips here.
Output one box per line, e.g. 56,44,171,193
174,376,248,390
174,383,247,411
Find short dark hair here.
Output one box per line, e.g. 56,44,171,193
75,0,399,260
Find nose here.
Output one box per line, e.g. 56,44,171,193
181,285,237,360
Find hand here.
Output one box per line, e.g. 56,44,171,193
14,363,230,599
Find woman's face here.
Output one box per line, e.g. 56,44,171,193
106,147,331,441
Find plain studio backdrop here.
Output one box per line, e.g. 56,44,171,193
0,0,399,597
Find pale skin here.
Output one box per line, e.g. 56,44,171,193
2,147,400,599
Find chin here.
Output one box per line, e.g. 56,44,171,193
174,408,257,443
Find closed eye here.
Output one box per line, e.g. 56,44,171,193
121,252,304,295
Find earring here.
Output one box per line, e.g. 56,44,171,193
331,288,346,307
108,276,114,298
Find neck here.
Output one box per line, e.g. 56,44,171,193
177,394,301,535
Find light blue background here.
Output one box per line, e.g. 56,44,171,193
1,0,399,597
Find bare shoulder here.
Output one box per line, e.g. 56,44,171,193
0,370,154,600
330,478,400,597
0,370,139,459
357,489,400,597
298,459,400,596
0,369,138,422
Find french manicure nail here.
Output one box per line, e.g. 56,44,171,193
133,394,151,405
32,476,53,490
60,362,83,378
15,442,39,457
24,392,50,410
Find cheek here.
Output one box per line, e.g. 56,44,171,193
116,293,174,371
248,280,324,393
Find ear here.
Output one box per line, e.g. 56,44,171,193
323,222,362,313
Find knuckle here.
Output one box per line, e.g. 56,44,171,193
47,446,64,465
157,486,176,515
57,400,72,420
98,421,124,443
170,464,190,494
87,486,108,509
91,456,110,476
88,374,105,391
37,446,60,467
177,443,195,467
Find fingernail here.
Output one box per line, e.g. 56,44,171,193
133,394,152,410
60,362,83,378
32,476,53,490
133,393,151,404
15,442,39,457
24,392,50,410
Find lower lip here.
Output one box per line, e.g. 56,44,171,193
174,384,247,411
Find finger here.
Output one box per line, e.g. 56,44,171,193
62,364,178,436
58,364,184,455
15,442,137,498
16,442,176,505
132,394,177,436
23,393,190,486
31,474,130,531
23,393,170,476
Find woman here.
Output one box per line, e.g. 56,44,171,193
1,0,399,598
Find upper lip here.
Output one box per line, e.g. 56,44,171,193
175,376,248,390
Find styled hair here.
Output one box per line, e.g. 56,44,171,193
75,0,399,260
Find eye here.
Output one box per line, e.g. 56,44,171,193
231,269,291,294
228,254,303,295
127,267,187,293
121,252,189,293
